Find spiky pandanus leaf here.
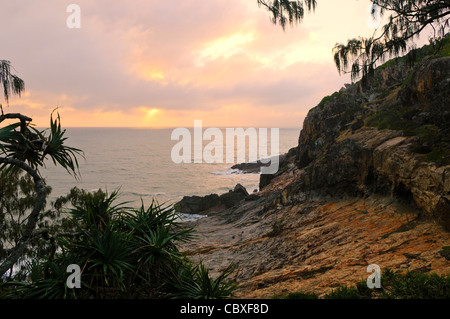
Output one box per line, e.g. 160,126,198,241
39,111,84,178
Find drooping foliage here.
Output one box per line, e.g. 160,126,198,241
258,0,450,81
0,60,25,106
257,0,317,30
334,0,450,81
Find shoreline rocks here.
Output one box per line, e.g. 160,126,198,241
174,183,251,215
230,160,270,174
179,51,450,298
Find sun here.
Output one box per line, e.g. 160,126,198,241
146,108,159,117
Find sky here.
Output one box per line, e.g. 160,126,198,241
0,0,387,128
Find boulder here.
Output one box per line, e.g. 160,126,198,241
219,191,246,208
231,160,270,174
175,184,251,214
174,194,221,215
234,183,249,196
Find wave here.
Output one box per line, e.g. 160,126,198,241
210,168,260,176
128,192,166,197
210,168,242,175
175,213,208,222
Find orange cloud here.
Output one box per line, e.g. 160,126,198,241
2,0,389,130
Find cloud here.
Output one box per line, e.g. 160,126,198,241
0,0,375,128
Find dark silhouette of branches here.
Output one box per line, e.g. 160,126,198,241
333,0,450,80
257,0,317,30
258,0,450,81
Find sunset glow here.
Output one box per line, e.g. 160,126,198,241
1,0,434,128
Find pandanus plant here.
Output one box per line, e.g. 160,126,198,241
0,59,83,278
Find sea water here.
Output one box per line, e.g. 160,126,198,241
42,127,299,209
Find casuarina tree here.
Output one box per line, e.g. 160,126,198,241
258,0,450,80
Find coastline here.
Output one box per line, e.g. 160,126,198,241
177,52,450,298
178,153,450,298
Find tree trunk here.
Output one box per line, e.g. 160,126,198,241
0,157,47,277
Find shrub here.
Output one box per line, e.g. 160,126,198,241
0,190,236,299
322,268,450,299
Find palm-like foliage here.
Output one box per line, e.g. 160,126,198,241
39,111,83,177
171,263,236,299
69,189,125,230
0,60,233,299
1,189,235,299
0,109,83,278
1,258,81,299
82,228,134,291
0,123,21,143
120,200,195,295
0,111,83,177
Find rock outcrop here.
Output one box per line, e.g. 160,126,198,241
174,194,223,215
180,42,450,298
260,52,450,231
290,56,450,231
175,184,250,215
231,160,270,174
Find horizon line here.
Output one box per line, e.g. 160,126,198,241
34,126,302,130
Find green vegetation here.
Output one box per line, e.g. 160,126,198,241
333,2,450,81
171,263,236,299
364,36,450,166
257,0,316,30
273,268,450,299
323,282,372,299
308,90,344,114
366,105,419,133
0,59,25,106
0,189,236,299
0,111,84,277
440,246,450,260
0,62,236,299
258,1,450,81
318,91,342,106
367,107,450,165
379,268,450,299
377,34,450,71
423,34,450,58
0,170,54,273
0,138,236,299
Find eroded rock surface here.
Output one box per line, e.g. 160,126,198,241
180,52,450,298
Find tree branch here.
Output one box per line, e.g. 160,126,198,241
0,113,32,134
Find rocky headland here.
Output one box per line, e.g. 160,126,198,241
178,41,450,298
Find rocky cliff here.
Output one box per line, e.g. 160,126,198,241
180,40,450,298
290,53,450,231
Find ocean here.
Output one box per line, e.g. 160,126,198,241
42,127,300,211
